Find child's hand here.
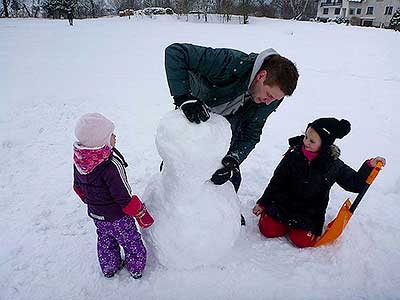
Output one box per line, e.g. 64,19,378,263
369,156,386,167
252,204,265,216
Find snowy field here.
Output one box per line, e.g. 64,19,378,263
1,15,400,300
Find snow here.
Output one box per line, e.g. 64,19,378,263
143,111,240,269
1,15,400,300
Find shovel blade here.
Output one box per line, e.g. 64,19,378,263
314,199,353,247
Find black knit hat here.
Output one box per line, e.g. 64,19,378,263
308,117,351,148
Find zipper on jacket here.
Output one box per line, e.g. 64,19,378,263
304,159,311,183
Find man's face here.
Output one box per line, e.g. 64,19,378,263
250,70,285,105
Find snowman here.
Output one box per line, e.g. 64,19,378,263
143,110,241,269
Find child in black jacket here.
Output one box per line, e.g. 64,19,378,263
253,117,385,248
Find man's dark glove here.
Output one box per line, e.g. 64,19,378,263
211,156,240,185
173,94,210,124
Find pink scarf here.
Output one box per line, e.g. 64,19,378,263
73,142,112,175
302,145,319,161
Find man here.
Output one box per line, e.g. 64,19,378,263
164,43,299,193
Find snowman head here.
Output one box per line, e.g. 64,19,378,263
156,110,232,182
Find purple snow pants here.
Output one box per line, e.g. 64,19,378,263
93,215,146,275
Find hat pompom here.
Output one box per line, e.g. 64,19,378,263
309,117,352,148
336,119,351,139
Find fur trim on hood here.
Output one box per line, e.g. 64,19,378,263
329,144,341,159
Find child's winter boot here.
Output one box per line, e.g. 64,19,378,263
130,271,143,279
103,260,125,278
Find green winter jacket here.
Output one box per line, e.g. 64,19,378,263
164,43,283,164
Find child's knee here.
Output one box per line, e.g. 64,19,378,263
288,228,317,248
258,214,288,238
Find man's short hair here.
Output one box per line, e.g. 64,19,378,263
260,55,299,96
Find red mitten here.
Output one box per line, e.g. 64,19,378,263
122,195,154,228
135,204,154,228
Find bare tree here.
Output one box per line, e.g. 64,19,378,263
239,0,252,24
76,0,106,18
255,0,274,17
289,0,309,19
175,0,194,16
219,0,234,22
197,0,214,22
270,0,313,19
110,0,131,12
23,3,32,15
33,0,42,17
2,0,9,16
10,0,20,16
89,0,96,17
270,0,292,19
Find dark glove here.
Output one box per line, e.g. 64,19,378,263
211,156,240,185
173,94,210,124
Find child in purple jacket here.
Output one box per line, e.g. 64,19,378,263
73,113,154,279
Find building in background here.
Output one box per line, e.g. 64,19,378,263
316,0,400,27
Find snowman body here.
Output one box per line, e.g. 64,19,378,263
143,110,241,269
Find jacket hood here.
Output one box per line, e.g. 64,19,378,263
248,48,279,89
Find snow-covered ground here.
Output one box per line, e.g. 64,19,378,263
1,15,399,300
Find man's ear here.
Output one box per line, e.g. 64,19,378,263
256,70,268,82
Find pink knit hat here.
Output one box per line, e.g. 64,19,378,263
75,113,115,147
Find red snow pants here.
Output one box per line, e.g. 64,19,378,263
258,213,317,248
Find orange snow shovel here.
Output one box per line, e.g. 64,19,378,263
314,161,383,247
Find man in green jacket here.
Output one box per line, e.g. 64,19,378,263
165,43,299,193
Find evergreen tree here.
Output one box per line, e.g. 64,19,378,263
10,0,20,15
42,0,77,18
389,8,400,29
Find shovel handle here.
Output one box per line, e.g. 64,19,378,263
349,160,383,214
366,161,383,185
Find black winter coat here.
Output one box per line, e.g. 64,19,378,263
257,143,372,235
